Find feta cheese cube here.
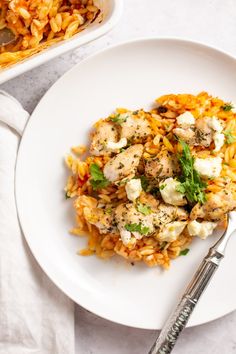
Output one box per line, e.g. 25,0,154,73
187,220,217,239
159,178,187,206
194,157,222,179
177,112,195,127
213,132,225,152
206,116,223,133
125,178,142,202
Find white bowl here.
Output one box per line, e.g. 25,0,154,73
0,0,123,84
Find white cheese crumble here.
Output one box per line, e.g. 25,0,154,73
120,229,132,245
187,220,217,239
205,117,225,151
106,138,127,151
159,178,187,206
213,132,225,152
194,157,222,179
159,221,187,242
125,178,142,202
206,116,223,133
177,112,195,127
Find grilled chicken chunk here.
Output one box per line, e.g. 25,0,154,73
104,144,143,182
145,151,179,178
83,206,117,234
190,190,236,221
153,203,188,227
90,121,118,156
115,203,154,244
120,113,152,142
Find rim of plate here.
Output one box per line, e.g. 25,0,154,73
15,37,236,330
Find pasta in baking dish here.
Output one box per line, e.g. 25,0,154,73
0,0,100,68
64,92,236,269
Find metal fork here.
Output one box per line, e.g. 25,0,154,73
149,211,236,354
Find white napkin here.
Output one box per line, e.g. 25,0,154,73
0,91,74,354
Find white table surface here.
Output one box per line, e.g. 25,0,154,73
2,0,236,353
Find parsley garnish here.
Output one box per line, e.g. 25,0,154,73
223,129,236,144
179,248,190,256
110,114,128,125
89,163,110,190
137,203,152,215
221,104,234,111
140,175,149,191
125,223,150,235
159,184,166,190
176,140,207,204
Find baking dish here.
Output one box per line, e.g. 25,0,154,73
0,0,123,85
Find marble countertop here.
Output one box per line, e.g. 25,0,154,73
2,0,236,353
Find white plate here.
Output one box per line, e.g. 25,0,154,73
0,0,123,84
15,38,236,330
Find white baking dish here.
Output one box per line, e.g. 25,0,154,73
0,0,123,85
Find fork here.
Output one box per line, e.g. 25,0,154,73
149,211,236,354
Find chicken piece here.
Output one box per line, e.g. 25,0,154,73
173,127,196,145
195,118,213,147
145,150,179,178
90,121,119,156
190,190,236,221
115,203,155,245
103,144,143,182
173,117,214,147
83,206,117,234
153,203,188,227
139,192,160,210
120,113,152,142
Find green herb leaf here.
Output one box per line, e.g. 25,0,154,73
159,183,166,190
89,163,110,190
140,175,149,191
125,223,150,235
179,248,190,256
137,203,152,215
177,140,207,204
110,113,128,125
221,104,234,111
223,129,236,144
105,208,112,214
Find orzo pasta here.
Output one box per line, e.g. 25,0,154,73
0,0,100,68
65,92,236,269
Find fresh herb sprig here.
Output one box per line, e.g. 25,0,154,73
110,113,128,125
125,223,150,235
223,129,236,144
179,248,190,256
89,163,110,190
221,104,234,111
137,203,152,216
176,140,207,204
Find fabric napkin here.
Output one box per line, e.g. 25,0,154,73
0,91,74,354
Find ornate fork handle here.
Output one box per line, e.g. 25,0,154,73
149,248,224,354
